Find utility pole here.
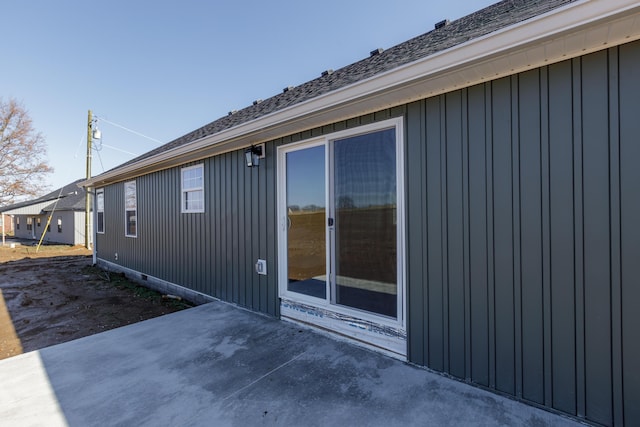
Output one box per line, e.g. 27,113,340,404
85,110,93,249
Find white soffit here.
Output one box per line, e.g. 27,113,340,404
85,0,640,186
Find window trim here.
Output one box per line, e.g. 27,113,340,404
124,180,137,238
96,188,105,234
181,164,205,214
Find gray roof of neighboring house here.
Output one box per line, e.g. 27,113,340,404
115,0,573,170
0,179,87,214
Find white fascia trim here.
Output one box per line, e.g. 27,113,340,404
83,0,640,187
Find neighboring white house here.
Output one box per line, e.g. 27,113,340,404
1,179,92,246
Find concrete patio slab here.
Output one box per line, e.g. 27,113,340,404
0,302,582,426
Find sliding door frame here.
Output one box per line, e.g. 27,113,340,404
276,117,407,356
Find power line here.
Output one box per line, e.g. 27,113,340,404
94,115,162,144
95,147,105,172
73,131,87,159
99,143,138,157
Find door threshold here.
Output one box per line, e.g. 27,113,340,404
280,298,406,359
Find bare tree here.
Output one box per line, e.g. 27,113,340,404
0,98,53,206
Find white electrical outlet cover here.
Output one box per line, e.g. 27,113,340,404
256,259,267,275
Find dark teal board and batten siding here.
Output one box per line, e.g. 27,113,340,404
406,40,640,426
96,152,274,315
95,40,640,426
94,110,403,318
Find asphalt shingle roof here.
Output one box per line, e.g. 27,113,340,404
1,179,87,213
117,0,574,170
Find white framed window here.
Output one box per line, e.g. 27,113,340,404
96,188,105,234
181,164,204,213
124,181,137,237
26,217,33,231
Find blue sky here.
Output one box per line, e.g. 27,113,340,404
1,0,495,191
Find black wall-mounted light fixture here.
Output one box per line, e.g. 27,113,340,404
244,144,264,167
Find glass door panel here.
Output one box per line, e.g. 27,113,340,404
286,145,326,299
333,128,397,317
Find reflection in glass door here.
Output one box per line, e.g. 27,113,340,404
332,128,397,317
285,144,326,299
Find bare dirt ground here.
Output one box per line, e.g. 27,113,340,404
0,241,193,360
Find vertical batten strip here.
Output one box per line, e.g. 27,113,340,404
426,97,444,371
462,88,471,382
511,74,523,399
540,66,553,408
582,50,613,426
608,45,624,427
572,56,586,419
440,95,450,374
445,91,465,378
619,40,640,427
485,81,496,391
468,84,489,387
406,101,426,364
419,103,429,364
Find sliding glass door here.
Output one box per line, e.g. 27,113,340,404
332,128,397,317
279,120,403,325
285,144,327,299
